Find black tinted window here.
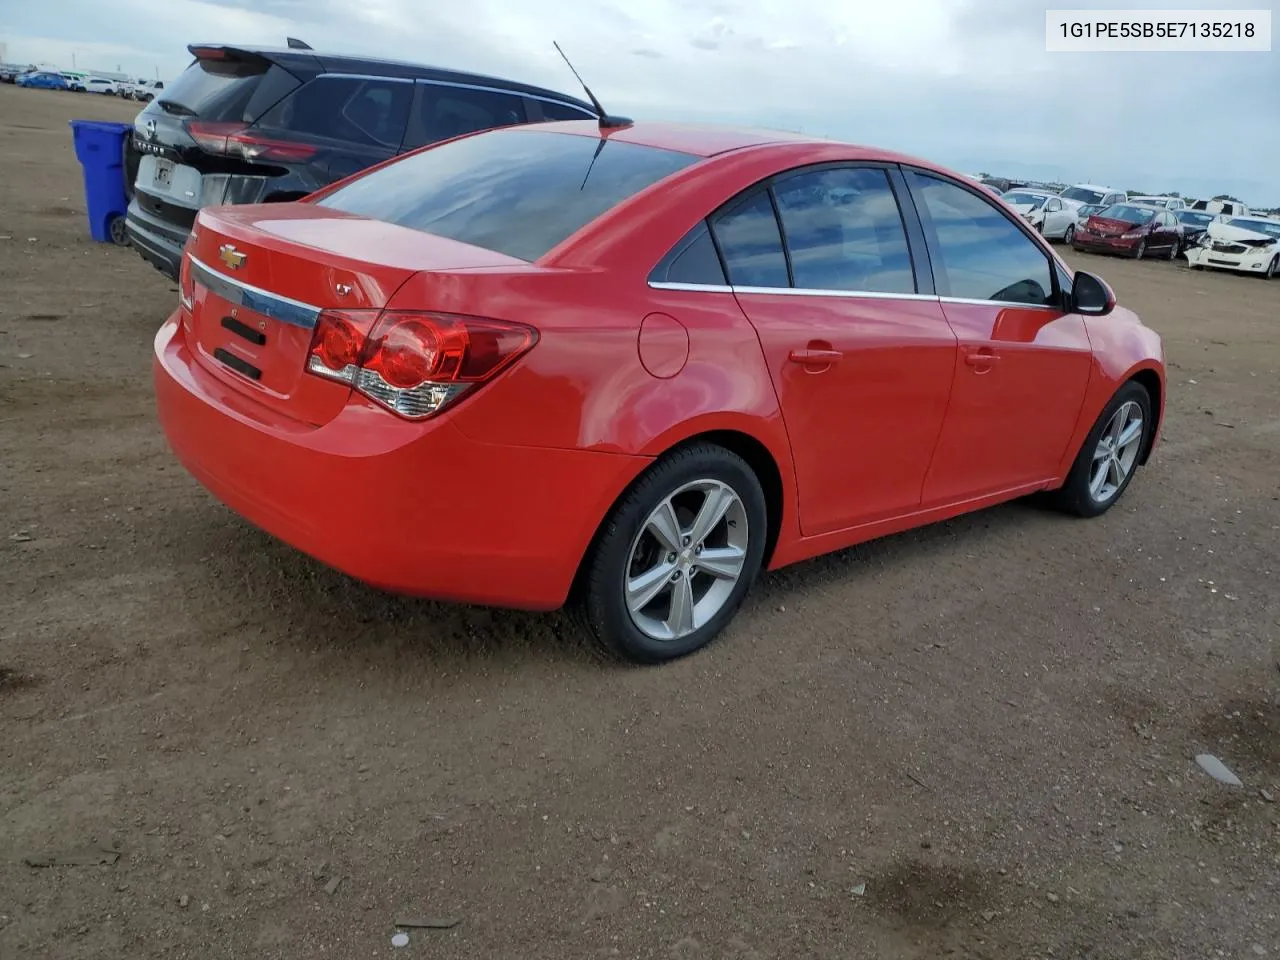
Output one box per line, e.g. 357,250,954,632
156,58,269,121
650,221,726,285
710,191,789,288
257,76,412,148
909,172,1054,306
772,166,914,294
413,84,527,146
318,129,698,262
537,100,596,121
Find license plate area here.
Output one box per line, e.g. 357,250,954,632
153,158,174,188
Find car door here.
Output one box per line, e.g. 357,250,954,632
1157,211,1179,251
715,164,958,536
1043,196,1071,238
904,169,1094,504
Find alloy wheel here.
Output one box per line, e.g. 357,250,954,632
1089,401,1144,503
624,479,749,642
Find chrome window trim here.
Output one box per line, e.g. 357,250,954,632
648,281,734,294
188,256,322,330
317,73,414,84
414,76,595,112
938,296,1060,311
734,285,937,302
647,280,1062,310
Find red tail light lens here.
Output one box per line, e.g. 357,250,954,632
305,311,537,420
185,121,317,163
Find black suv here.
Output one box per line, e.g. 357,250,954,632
125,43,597,280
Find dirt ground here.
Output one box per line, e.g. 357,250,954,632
1,84,1278,960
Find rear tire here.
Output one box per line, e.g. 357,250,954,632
1054,381,1152,518
1063,224,1075,245
577,443,767,664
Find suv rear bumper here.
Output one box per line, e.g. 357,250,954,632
125,198,188,281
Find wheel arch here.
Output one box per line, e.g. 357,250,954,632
1127,366,1163,465
567,426,791,603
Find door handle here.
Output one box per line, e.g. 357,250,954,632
788,348,844,364
964,350,1001,366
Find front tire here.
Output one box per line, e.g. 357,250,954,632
1133,239,1147,259
1055,381,1152,518
1266,255,1278,280
578,443,767,663
1063,224,1075,245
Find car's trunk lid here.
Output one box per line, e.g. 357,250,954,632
185,203,525,426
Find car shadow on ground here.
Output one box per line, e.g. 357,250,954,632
160,492,1076,673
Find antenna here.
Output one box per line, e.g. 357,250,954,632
553,41,632,130
286,37,313,50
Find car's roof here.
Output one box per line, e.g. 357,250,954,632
1070,183,1118,191
514,119,932,163
188,44,596,114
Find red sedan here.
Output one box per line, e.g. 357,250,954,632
1071,203,1183,259
154,120,1166,663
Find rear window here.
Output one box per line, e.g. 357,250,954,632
317,128,699,262
155,58,298,123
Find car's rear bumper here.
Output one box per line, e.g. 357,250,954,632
126,199,187,280
153,314,649,610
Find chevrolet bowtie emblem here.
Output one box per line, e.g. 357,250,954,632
219,244,247,271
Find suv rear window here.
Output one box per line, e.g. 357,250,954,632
156,58,298,123
317,128,699,261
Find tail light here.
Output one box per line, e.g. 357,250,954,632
185,120,317,163
178,252,194,313
305,310,538,420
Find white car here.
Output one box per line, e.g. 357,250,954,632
1001,189,1076,241
1128,195,1186,211
1190,198,1250,218
84,77,118,95
1184,216,1280,278
1058,183,1128,213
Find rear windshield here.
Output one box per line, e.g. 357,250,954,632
316,128,699,261
155,58,297,123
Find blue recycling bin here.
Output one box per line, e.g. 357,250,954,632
69,119,134,245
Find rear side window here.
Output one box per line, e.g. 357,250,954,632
771,166,914,294
256,76,412,149
317,128,698,261
649,221,727,285
709,191,789,288
409,83,527,147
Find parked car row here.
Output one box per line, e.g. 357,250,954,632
8,67,163,100
996,183,1278,279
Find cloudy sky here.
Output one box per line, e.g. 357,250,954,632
4,0,1277,204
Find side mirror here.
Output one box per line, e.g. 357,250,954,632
1071,271,1116,317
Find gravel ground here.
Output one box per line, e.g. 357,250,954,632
1,85,1278,960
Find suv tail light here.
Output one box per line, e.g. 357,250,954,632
185,120,317,163
178,251,194,313
305,310,538,420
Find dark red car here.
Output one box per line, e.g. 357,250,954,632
1072,203,1182,259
